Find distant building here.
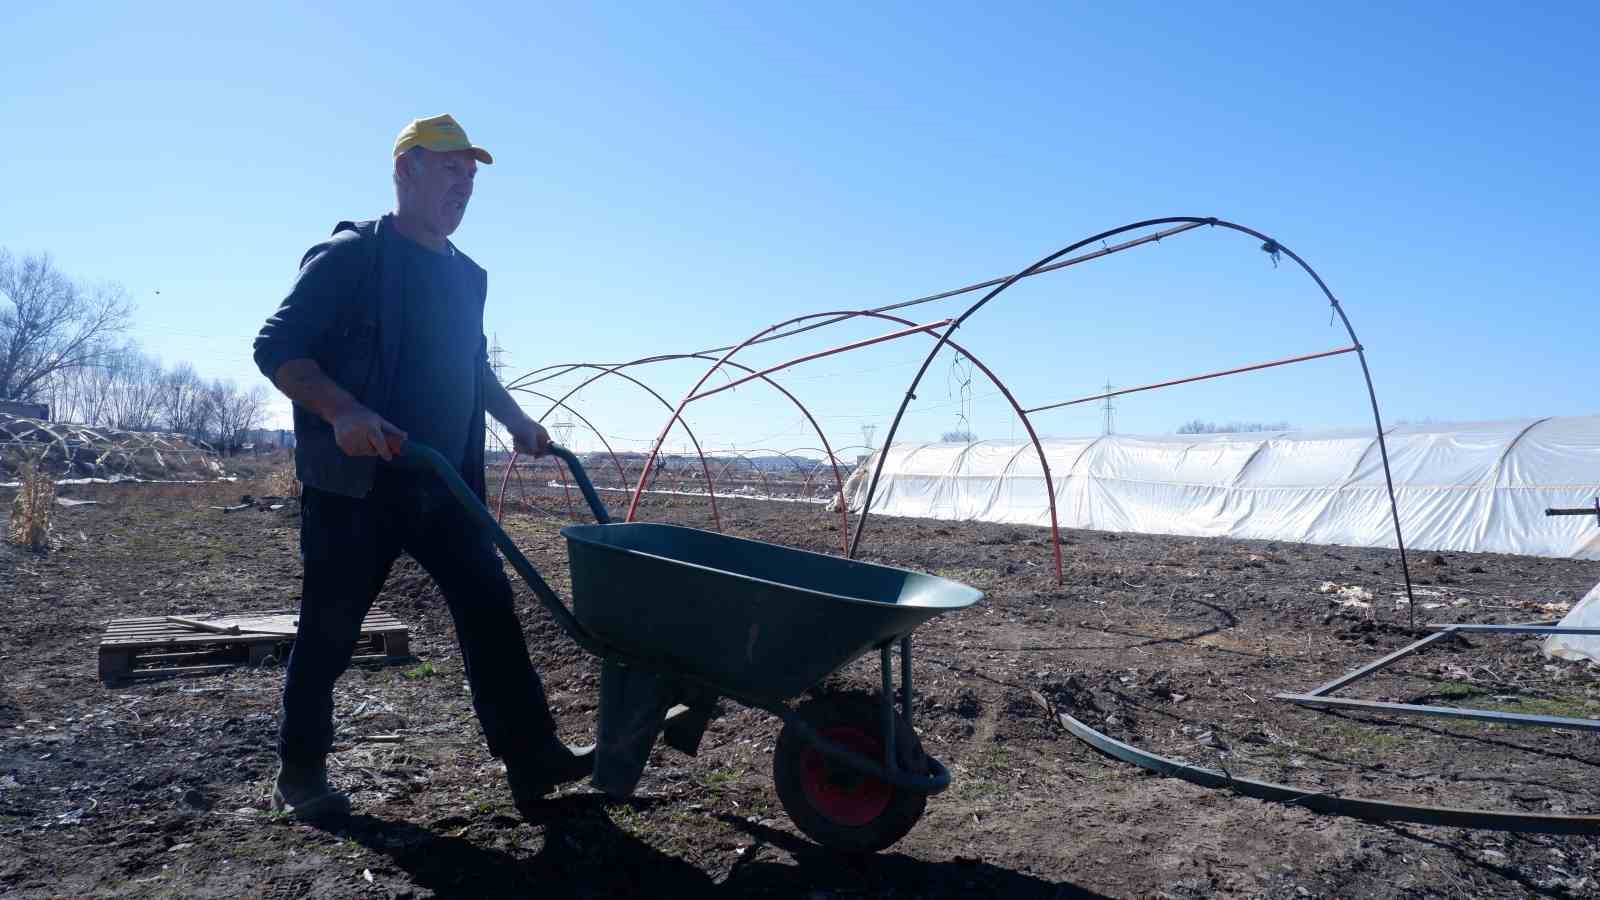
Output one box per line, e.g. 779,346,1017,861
0,400,49,421
240,428,296,450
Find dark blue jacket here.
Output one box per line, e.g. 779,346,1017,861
253,216,492,500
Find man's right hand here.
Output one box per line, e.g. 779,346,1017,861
271,360,408,462
332,406,407,461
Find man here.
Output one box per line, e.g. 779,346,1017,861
253,114,591,824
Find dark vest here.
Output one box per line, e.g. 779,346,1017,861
291,216,491,500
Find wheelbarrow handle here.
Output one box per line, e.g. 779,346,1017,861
389,440,610,657
545,444,612,524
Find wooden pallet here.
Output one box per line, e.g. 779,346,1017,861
99,609,410,684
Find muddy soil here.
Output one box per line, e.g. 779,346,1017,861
3,472,1598,899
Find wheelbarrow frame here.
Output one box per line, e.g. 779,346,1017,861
395,441,952,795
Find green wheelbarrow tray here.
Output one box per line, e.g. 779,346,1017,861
562,521,978,705
391,440,981,802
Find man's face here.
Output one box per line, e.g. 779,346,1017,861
401,149,478,237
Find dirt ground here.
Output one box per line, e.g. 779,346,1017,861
3,468,1600,899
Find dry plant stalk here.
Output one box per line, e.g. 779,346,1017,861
7,454,55,551
266,465,302,499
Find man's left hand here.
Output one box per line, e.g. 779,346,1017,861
510,417,552,457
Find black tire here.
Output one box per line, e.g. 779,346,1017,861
772,693,929,854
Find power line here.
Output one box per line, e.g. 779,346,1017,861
679,223,1200,359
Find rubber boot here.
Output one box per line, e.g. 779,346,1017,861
271,758,351,823
505,741,596,820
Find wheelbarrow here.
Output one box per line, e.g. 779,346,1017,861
394,441,982,853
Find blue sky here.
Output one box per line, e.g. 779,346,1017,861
5,1,1596,456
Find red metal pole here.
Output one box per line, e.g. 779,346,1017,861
524,362,724,531
638,310,1065,580
496,390,631,520
1025,345,1359,414
523,354,851,551
502,223,1202,395
713,452,774,499
687,320,953,403
675,222,1209,361
625,310,941,525
682,365,850,555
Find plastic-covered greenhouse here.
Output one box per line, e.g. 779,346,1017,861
845,416,1600,561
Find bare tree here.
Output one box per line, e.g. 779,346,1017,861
0,250,134,401
61,341,121,426
209,381,268,453
212,379,268,451
159,363,211,441
239,385,269,441
39,343,168,430
203,379,235,450
107,349,167,431
37,341,261,450
39,363,87,424
1176,420,1292,435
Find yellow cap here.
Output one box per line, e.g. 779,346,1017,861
393,114,493,164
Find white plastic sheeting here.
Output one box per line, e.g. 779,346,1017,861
1545,582,1600,664
845,416,1600,560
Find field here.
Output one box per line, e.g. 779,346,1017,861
3,466,1599,899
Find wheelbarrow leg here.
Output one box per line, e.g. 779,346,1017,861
662,699,721,756
593,659,675,798
877,638,919,771
901,635,913,727
880,646,897,770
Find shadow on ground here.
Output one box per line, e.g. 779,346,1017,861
719,815,1109,899
333,797,1103,899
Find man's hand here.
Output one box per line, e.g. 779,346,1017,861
482,355,548,456
332,406,408,461
509,417,551,458
272,359,408,462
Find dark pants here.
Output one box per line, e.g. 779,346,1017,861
277,469,558,766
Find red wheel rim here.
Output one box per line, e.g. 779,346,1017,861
798,725,893,827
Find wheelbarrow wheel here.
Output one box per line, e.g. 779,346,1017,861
773,694,928,854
